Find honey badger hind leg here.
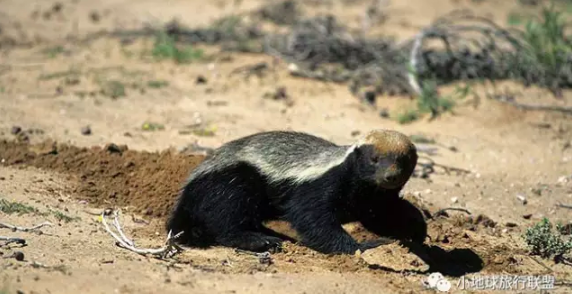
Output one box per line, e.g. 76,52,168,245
168,163,285,252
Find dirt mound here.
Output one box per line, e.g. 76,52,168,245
0,139,205,218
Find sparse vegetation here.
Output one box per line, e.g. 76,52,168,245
100,80,126,99
50,210,80,223
42,45,66,58
147,80,169,88
519,4,571,76
141,121,165,131
38,69,81,81
151,31,204,64
395,80,465,124
0,198,79,223
523,218,572,260
409,134,436,144
507,12,528,26
0,198,41,215
396,108,420,125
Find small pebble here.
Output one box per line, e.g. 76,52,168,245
89,11,100,23
10,126,22,135
14,251,25,261
522,214,532,219
451,197,459,204
81,126,92,135
558,176,570,184
516,194,527,205
196,75,207,84
505,222,518,228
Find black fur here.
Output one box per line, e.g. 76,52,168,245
167,131,426,254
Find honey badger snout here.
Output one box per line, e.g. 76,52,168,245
377,164,403,187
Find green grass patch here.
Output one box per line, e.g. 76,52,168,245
0,198,41,215
152,31,204,64
395,80,468,124
516,2,571,77
50,210,81,223
42,45,66,58
0,198,80,223
146,80,170,88
396,108,420,124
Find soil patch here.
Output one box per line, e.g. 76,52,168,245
0,139,205,219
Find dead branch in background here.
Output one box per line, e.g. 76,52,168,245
413,155,471,179
0,221,53,233
489,93,572,115
30,2,572,111
101,210,183,259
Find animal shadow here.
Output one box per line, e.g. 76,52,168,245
404,241,484,277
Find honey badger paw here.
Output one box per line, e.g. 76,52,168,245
218,232,284,253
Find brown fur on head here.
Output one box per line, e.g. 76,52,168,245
353,129,418,189
357,129,417,157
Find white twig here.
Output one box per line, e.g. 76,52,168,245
101,210,184,258
112,213,134,247
0,221,53,232
407,30,426,96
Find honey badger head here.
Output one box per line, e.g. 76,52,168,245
352,129,418,189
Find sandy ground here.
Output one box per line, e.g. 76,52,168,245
1,0,572,293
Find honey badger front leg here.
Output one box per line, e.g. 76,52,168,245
284,193,394,254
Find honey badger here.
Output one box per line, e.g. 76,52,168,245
167,129,426,254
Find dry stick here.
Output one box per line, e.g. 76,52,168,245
529,256,554,273
101,210,183,258
490,95,572,115
0,236,26,246
556,203,572,210
418,156,471,175
0,221,53,232
432,207,472,219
